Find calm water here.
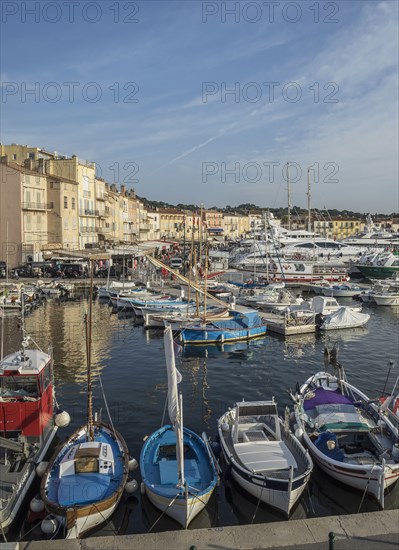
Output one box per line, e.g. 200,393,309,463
2,293,399,538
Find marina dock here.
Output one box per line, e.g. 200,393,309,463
259,311,316,336
4,510,398,549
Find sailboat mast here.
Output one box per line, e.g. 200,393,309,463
287,162,291,231
86,258,95,442
203,240,208,323
307,167,312,233
178,392,185,487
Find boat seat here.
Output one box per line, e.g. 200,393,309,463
159,459,200,485
243,430,269,442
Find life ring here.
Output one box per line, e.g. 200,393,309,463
377,260,383,266
250,289,255,296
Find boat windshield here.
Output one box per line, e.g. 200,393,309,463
0,375,39,398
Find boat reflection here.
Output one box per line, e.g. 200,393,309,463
181,337,266,359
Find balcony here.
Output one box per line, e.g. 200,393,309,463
80,226,96,234
22,202,52,210
96,192,106,201
79,209,100,217
95,226,111,233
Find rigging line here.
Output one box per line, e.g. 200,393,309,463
357,464,376,514
147,492,180,533
251,475,266,524
98,370,116,437
17,513,51,541
92,502,119,536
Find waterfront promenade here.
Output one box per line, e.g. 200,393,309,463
1,510,397,549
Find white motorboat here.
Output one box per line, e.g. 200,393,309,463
319,307,370,330
321,283,368,298
373,284,399,306
218,399,313,517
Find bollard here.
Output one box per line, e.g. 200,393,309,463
328,532,335,550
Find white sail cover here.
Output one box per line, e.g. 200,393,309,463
164,324,184,485
321,307,370,330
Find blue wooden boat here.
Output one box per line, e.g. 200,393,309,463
41,422,129,538
179,310,267,345
40,262,130,538
140,326,218,528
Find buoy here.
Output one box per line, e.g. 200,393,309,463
128,458,138,471
125,480,139,494
295,427,304,439
30,496,45,513
55,410,71,428
140,482,146,495
41,515,58,534
36,461,48,478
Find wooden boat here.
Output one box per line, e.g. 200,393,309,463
40,259,130,538
140,325,218,527
217,399,313,517
179,310,267,345
291,347,399,508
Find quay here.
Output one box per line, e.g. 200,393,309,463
2,510,398,549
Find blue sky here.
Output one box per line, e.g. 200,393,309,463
1,0,398,213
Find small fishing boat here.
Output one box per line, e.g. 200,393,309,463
321,283,368,298
0,301,69,533
319,307,370,331
40,260,131,538
140,325,218,528
372,284,399,306
217,399,313,517
291,347,399,508
179,310,267,345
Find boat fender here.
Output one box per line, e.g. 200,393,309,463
392,443,399,463
295,427,304,439
140,482,146,495
41,515,58,534
211,441,221,459
128,458,138,471
30,496,45,513
221,423,229,432
36,461,49,478
125,480,139,494
224,464,232,481
55,410,71,428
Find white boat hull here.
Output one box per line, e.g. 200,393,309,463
228,459,308,517
144,482,214,528
64,499,119,539
373,295,399,306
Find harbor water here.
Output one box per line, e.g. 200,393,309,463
2,292,399,539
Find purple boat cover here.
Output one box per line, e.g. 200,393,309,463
303,387,353,411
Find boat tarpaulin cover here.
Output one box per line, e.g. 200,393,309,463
321,307,370,330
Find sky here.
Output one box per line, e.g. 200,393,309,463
1,0,398,213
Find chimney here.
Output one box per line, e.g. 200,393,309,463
121,185,126,196
38,158,46,174
110,184,117,192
